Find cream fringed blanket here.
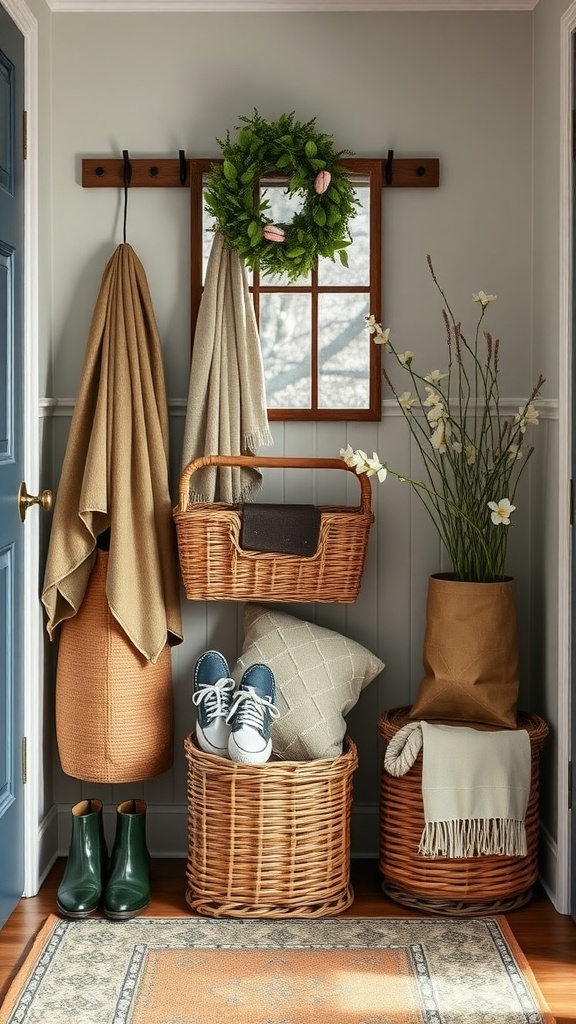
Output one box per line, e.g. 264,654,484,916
41,244,183,664
181,231,273,504
384,720,531,858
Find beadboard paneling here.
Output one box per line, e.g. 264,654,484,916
44,401,556,857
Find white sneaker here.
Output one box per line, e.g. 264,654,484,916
226,663,280,765
192,651,236,758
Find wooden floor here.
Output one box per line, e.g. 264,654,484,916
0,858,575,1021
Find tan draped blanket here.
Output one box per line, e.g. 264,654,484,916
41,244,183,664
181,231,273,504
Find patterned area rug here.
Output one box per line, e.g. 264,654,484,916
0,915,554,1024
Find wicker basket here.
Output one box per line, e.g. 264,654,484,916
184,733,358,918
378,706,548,916
55,550,174,783
173,455,374,602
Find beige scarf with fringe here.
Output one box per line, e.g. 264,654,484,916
181,231,273,504
384,720,531,858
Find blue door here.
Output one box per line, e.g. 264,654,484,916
0,4,25,929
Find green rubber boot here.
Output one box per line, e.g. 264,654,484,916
103,799,151,920
56,798,108,918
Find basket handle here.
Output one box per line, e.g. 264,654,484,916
178,454,373,514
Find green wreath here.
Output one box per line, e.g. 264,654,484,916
204,110,358,283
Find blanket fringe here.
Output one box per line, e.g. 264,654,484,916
188,479,264,506
244,428,274,451
418,818,527,859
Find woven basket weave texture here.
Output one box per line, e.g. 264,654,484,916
173,455,374,603
184,734,358,918
55,550,174,783
378,706,548,916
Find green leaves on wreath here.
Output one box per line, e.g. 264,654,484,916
204,109,359,282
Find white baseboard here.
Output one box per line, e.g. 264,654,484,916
56,802,189,858
538,823,564,912
34,805,59,896
47,805,564,915
54,803,381,860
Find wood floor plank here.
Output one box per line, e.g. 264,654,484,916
0,859,575,1021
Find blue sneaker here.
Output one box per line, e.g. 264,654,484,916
192,651,236,758
226,663,280,765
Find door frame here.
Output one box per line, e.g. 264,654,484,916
1,0,40,898
559,1,576,918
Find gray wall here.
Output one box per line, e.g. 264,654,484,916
31,6,562,876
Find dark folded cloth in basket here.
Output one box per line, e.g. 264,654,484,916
239,503,321,556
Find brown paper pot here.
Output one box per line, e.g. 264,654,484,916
55,551,174,783
409,573,519,728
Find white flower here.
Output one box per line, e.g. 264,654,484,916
399,391,416,410
423,387,442,407
523,403,539,427
340,444,360,468
424,369,448,385
431,420,450,453
364,453,388,482
514,403,539,434
507,444,523,462
452,441,463,454
398,351,414,366
488,498,516,525
427,403,445,425
365,315,390,345
340,446,387,482
473,291,497,307
349,448,372,474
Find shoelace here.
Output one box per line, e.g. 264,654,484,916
226,688,280,731
192,677,235,722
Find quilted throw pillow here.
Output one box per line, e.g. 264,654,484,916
233,603,384,761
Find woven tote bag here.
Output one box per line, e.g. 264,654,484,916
55,550,174,783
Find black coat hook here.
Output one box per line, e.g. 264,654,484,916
179,149,187,186
122,149,132,187
122,149,132,243
385,149,394,187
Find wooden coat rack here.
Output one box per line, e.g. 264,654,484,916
81,152,440,189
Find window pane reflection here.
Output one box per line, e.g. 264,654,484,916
318,295,370,409
260,292,311,408
318,184,370,287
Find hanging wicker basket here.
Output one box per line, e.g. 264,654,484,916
378,706,548,916
173,455,374,603
184,733,358,918
55,550,174,783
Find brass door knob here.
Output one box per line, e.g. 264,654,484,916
18,482,53,522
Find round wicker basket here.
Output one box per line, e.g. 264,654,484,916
378,706,548,916
184,733,358,918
